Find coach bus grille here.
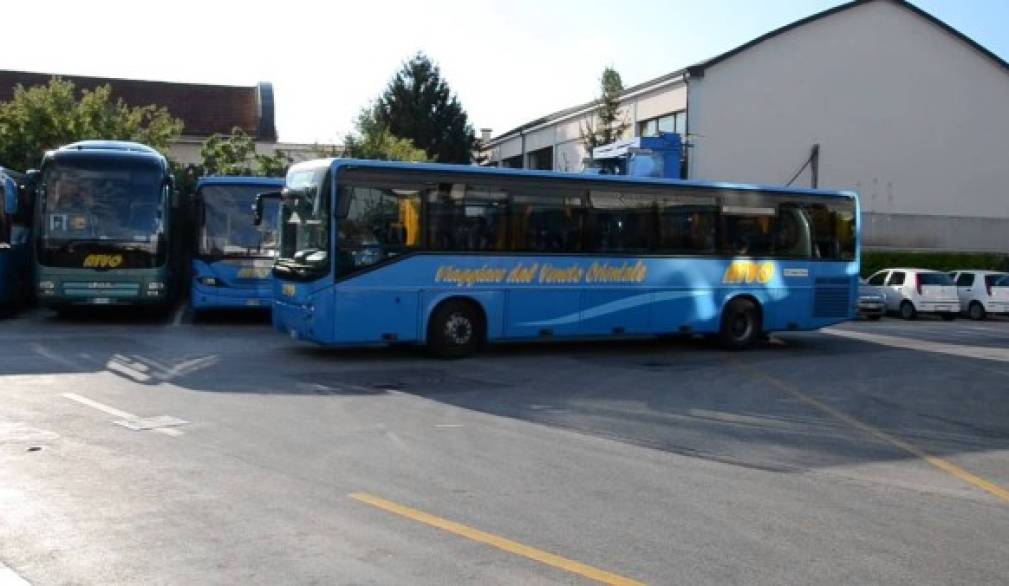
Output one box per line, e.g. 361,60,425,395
813,278,851,318
63,282,140,298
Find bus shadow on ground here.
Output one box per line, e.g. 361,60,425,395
336,334,1009,476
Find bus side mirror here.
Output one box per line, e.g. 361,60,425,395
252,191,281,226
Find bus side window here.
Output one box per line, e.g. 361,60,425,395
774,204,812,258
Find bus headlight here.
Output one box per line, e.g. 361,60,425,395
198,276,219,287
147,281,165,290
38,281,56,290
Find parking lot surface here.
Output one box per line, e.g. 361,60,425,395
1,309,1008,585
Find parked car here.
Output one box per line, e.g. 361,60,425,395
986,274,1009,316
864,268,959,320
949,270,1009,320
857,281,885,320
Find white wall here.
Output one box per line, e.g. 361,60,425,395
689,0,1009,232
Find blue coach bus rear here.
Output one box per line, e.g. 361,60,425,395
191,176,284,312
0,167,32,312
271,159,859,356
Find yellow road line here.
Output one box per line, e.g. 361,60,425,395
349,492,646,586
735,362,1009,504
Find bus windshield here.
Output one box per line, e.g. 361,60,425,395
199,184,280,258
38,156,167,268
41,158,164,243
276,167,330,279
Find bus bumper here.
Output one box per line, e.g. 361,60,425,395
37,270,169,308
191,283,273,312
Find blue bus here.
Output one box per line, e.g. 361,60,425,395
271,159,859,356
33,141,179,310
191,176,284,312
0,167,32,312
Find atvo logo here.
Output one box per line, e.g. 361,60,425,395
83,254,123,269
722,261,775,284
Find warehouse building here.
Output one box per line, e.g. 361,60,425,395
482,0,1009,253
0,70,321,165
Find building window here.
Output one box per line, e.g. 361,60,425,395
526,146,553,171
639,110,686,137
501,154,523,169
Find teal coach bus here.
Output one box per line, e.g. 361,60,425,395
33,141,179,311
270,159,859,356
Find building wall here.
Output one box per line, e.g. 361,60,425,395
688,0,1009,252
485,81,686,172
167,138,331,167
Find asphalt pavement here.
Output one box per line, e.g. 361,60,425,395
1,308,1008,585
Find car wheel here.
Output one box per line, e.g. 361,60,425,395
968,302,986,321
718,297,762,350
427,300,484,358
899,301,917,321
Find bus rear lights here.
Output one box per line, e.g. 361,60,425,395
38,281,56,290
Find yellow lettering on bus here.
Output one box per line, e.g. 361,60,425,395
723,261,775,285
83,254,123,269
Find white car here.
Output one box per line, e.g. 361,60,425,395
950,270,1009,320
864,268,959,320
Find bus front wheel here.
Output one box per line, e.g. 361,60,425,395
718,297,762,350
428,300,484,359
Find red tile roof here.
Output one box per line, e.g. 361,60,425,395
0,70,276,141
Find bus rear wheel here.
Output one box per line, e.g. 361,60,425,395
428,300,484,359
718,298,761,350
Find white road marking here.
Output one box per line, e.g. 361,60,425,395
0,562,31,586
824,327,1009,364
171,305,187,327
61,393,185,437
434,424,464,429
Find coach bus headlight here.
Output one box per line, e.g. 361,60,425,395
147,281,165,290
197,276,219,287
38,281,56,290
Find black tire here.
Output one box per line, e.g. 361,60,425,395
718,297,762,350
899,301,917,321
940,312,957,321
968,302,986,321
427,300,484,358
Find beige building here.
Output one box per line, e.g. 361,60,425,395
482,0,1009,253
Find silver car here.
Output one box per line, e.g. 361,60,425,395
858,281,885,320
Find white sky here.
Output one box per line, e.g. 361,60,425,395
1,0,1003,144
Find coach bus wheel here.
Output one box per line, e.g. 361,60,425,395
428,300,484,358
718,298,761,350
899,301,917,321
968,301,985,321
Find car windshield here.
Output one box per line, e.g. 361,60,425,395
918,272,954,286
41,157,164,243
199,184,280,257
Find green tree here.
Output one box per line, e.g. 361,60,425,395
375,53,476,164
343,105,428,162
199,127,292,177
580,67,628,153
0,77,183,170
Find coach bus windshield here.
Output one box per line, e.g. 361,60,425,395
38,157,167,268
198,184,279,258
276,167,330,279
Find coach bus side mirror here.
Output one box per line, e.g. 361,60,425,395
252,191,281,226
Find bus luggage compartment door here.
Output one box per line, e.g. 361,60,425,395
335,289,421,343
505,289,580,339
